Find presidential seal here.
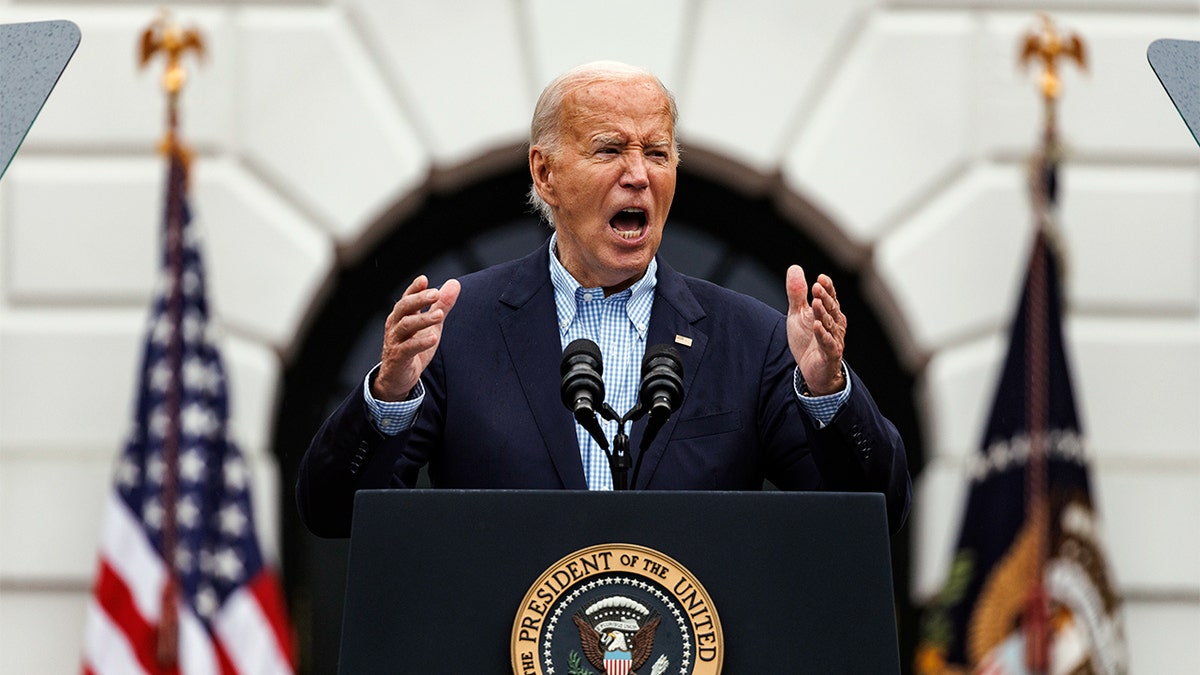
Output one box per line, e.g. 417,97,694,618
512,543,723,675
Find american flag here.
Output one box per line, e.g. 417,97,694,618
82,154,294,674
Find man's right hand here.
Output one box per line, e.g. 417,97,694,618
371,275,461,402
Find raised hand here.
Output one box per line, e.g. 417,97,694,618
785,265,846,396
371,275,461,401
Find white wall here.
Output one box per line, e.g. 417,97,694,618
1,1,1197,671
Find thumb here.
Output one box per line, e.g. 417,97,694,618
785,265,810,317
434,278,461,315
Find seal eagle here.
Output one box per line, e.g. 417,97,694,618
572,611,661,674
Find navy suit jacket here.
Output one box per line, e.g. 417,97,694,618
297,244,910,537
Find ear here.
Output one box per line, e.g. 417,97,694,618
529,145,558,208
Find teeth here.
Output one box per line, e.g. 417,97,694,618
612,207,646,239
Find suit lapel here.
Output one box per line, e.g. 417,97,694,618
498,244,588,489
630,258,708,488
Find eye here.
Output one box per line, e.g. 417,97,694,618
597,147,619,155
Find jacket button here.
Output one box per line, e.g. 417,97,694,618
349,441,370,475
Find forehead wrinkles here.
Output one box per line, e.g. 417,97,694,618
563,81,674,142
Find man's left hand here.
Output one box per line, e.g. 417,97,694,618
785,265,846,395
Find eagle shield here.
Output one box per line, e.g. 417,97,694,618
573,596,662,675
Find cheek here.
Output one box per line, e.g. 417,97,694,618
652,170,677,197
566,173,609,207
655,185,676,214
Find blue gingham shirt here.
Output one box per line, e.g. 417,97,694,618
364,236,850,489
548,237,657,489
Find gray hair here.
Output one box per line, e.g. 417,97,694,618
527,61,680,226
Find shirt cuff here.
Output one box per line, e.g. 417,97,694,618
793,362,851,429
363,364,424,436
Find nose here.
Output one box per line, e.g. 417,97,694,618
620,152,650,190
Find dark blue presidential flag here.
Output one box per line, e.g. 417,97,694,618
916,152,1127,675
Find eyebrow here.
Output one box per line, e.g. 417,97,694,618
592,134,673,149
593,133,625,146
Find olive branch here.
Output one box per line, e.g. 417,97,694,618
566,650,596,675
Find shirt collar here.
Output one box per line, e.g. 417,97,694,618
548,233,656,338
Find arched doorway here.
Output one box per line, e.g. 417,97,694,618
272,161,925,673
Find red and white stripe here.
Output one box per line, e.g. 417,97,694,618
605,656,632,675
82,493,293,675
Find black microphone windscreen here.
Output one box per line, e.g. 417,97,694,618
641,343,681,372
562,338,603,374
640,344,683,416
560,338,605,414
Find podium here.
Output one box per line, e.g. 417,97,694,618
339,490,901,673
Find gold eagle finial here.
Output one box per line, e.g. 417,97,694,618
1019,13,1087,102
138,11,205,163
139,10,205,96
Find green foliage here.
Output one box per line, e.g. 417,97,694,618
567,651,595,675
918,549,976,646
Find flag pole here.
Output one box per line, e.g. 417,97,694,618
138,11,205,668
1017,14,1086,674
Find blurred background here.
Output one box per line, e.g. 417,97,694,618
0,1,1197,672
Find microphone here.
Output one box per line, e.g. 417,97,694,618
560,339,609,450
638,344,684,451
629,344,684,489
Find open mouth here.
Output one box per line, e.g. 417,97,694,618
610,208,647,240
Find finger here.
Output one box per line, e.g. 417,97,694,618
389,278,459,340
818,297,846,340
403,274,429,297
390,307,446,342
812,318,844,357
388,324,442,362
812,275,839,317
388,302,453,348
391,277,460,319
785,265,810,317
817,274,838,301
392,274,429,303
387,283,440,325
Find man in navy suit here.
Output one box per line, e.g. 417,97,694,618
297,61,910,538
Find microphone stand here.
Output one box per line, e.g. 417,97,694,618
629,416,658,491
592,402,648,491
569,342,682,491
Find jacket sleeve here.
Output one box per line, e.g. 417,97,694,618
758,318,911,533
295,388,413,538
806,365,912,533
